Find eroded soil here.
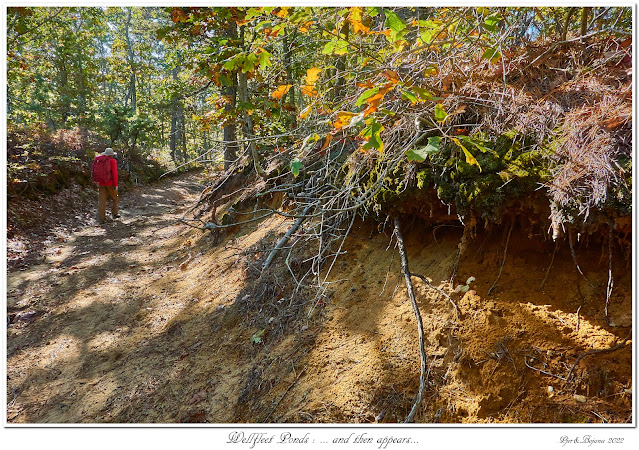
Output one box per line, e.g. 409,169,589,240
6,172,632,423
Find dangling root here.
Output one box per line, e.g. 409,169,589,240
538,240,559,291
605,222,614,320
393,217,428,424
488,217,514,295
568,228,595,288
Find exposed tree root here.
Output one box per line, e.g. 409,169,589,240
605,222,614,320
563,334,631,387
488,217,514,295
410,272,460,319
568,228,595,288
393,217,428,423
538,240,559,291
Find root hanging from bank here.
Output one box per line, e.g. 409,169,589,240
393,217,428,423
538,240,559,291
488,217,514,295
605,222,614,320
568,228,594,288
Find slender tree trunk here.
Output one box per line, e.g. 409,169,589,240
222,22,238,171
169,66,180,163
561,8,577,41
124,7,136,115
238,66,266,179
580,7,592,36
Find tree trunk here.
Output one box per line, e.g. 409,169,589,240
169,66,180,163
222,21,239,171
580,7,592,36
561,8,577,41
238,65,266,179
124,7,136,115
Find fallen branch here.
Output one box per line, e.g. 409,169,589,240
488,217,514,295
563,334,631,387
263,367,307,423
393,217,428,423
410,272,460,319
262,204,313,272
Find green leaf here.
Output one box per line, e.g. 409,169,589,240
483,14,501,32
401,90,418,104
361,119,385,152
458,136,498,156
412,86,439,101
222,57,238,71
434,103,448,122
384,10,406,33
257,50,272,71
405,136,441,162
290,158,304,178
334,39,349,56
367,7,381,17
355,87,379,106
482,47,501,63
322,39,337,55
250,329,265,344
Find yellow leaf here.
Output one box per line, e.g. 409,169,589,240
274,7,290,18
271,84,292,99
305,67,322,85
333,111,358,129
452,137,482,172
299,105,312,119
349,7,370,34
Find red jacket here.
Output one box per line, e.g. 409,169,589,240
95,155,118,186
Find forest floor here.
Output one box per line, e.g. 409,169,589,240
6,171,633,424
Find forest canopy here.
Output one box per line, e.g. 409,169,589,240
7,6,632,226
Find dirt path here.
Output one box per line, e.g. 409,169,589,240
7,172,210,422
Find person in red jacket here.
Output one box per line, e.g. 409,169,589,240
94,147,120,223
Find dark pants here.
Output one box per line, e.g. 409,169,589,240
98,185,119,221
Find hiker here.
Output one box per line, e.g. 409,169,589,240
92,147,120,223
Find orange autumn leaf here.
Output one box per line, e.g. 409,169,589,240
299,20,313,33
349,7,370,34
381,70,400,84
318,134,333,153
357,80,375,89
363,83,394,117
363,97,382,117
271,84,292,99
301,85,318,97
305,67,322,85
263,27,282,38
